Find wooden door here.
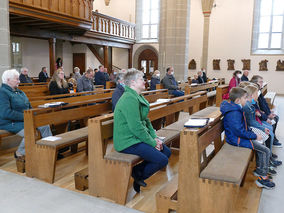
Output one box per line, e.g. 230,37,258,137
73,53,85,75
138,49,158,80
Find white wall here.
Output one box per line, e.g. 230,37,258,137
93,0,135,23
188,0,284,94
62,41,73,76
20,37,50,77
112,47,128,70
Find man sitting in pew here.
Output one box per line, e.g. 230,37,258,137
191,74,199,84
19,67,33,83
251,75,282,148
0,69,52,159
162,67,184,97
95,65,108,88
114,69,171,193
197,69,207,83
112,72,126,111
220,87,275,189
38,67,49,82
77,68,94,92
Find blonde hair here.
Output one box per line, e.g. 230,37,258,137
239,81,251,88
244,85,258,96
49,68,68,89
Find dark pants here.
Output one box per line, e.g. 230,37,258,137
272,115,279,134
121,142,171,180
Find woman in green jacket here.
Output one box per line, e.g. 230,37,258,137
113,69,171,193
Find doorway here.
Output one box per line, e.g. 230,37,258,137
73,53,86,75
138,49,158,80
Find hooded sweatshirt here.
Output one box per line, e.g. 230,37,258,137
220,100,257,149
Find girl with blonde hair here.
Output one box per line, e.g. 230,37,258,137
49,68,69,95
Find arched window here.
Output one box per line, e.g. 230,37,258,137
136,0,160,42
252,0,284,54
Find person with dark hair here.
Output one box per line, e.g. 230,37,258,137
56,58,63,69
38,67,49,82
161,67,184,97
220,87,275,189
77,68,94,92
114,69,171,193
95,65,107,88
223,70,242,99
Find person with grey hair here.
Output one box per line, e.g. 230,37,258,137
113,69,171,193
77,68,94,92
73,67,81,81
0,69,52,159
38,66,49,82
111,71,126,112
19,67,33,83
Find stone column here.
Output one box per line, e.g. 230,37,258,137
159,0,191,81
201,0,214,70
0,0,10,81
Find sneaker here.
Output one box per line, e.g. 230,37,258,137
270,159,282,167
272,153,278,159
255,176,275,189
273,140,282,148
268,168,277,176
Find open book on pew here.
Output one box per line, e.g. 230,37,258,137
38,102,68,108
184,118,215,128
149,99,171,107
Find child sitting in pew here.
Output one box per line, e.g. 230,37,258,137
243,85,281,176
220,87,275,189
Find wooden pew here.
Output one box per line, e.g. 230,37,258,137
156,107,253,213
24,98,113,183
19,84,49,97
88,92,208,204
106,81,116,89
19,82,49,86
216,84,229,107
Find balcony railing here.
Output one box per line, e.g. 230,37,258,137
91,12,135,41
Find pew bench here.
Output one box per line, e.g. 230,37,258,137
156,107,253,213
264,91,276,109
88,92,209,204
216,84,229,107
24,98,113,183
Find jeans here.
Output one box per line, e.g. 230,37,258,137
16,125,52,155
252,140,271,176
121,142,171,180
171,90,184,97
262,121,274,152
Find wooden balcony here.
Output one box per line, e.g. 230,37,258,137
84,11,135,44
9,0,94,31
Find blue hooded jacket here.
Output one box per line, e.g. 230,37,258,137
220,100,256,149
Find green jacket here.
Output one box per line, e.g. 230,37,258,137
113,86,157,151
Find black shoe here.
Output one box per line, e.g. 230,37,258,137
273,140,282,148
268,168,277,176
133,181,141,193
131,170,147,187
272,153,278,159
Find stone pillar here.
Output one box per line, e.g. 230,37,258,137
158,0,191,81
0,0,10,82
201,0,214,70
128,46,133,68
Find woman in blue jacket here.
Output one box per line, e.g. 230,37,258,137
150,70,161,90
0,69,52,159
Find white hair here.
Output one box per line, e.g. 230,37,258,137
2,69,20,84
74,67,80,73
20,67,28,73
124,69,144,87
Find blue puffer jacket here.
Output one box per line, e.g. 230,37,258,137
150,76,160,90
0,84,31,133
220,100,256,149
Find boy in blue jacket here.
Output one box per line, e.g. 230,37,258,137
220,87,275,189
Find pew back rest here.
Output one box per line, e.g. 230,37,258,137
106,81,116,89
19,85,49,97
184,82,219,95
216,85,229,107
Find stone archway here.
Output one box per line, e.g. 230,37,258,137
133,45,159,70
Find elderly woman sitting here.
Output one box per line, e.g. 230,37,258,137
0,69,52,159
113,69,171,193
